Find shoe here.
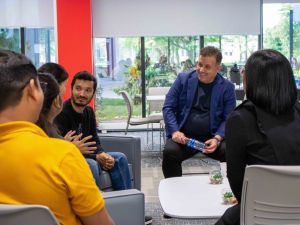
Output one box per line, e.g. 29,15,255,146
145,215,152,224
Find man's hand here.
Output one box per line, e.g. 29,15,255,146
203,138,219,154
172,131,187,144
64,131,97,154
96,152,115,170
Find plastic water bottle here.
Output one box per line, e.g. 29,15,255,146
186,138,206,152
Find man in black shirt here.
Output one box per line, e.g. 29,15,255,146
55,71,131,190
162,46,236,178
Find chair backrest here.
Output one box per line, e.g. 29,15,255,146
148,87,170,96
148,87,170,114
120,91,133,121
240,165,300,225
0,204,60,225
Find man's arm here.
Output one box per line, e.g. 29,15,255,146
84,107,114,169
204,82,236,153
54,111,72,136
162,74,183,137
80,208,114,225
215,82,236,138
88,107,104,154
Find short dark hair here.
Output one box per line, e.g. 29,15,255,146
0,50,38,112
245,49,297,115
38,62,69,84
71,71,97,93
200,46,222,64
36,72,61,138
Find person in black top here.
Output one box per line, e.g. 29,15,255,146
55,71,132,191
215,49,300,225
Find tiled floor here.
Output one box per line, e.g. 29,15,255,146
108,129,221,225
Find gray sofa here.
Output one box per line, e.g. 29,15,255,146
99,134,144,225
103,189,145,225
99,134,141,191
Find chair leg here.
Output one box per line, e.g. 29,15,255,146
125,122,129,135
159,123,162,154
146,123,149,145
151,123,154,150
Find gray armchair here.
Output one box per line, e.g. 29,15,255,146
99,134,144,225
103,189,145,225
99,134,141,191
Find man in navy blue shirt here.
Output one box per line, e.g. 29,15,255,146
162,46,236,178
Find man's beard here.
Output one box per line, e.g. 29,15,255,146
71,95,92,107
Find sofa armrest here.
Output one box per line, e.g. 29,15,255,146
99,134,141,190
103,189,145,225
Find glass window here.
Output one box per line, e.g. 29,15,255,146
0,28,21,52
263,3,300,78
94,35,258,122
25,28,56,68
145,36,199,89
94,37,141,121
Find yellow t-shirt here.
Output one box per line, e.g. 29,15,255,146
0,121,104,225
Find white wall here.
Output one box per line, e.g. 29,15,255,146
0,0,54,28
92,0,261,37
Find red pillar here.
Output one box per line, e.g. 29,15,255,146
55,0,93,101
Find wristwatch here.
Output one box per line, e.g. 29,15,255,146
212,137,221,146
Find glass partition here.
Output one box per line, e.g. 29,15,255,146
25,28,56,68
263,3,300,78
94,37,141,121
0,28,21,52
94,35,259,122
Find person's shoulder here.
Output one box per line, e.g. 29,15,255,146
84,105,95,115
177,70,196,78
62,99,72,110
58,99,73,117
40,137,77,153
229,100,256,121
27,135,81,164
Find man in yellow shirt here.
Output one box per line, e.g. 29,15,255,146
0,50,114,225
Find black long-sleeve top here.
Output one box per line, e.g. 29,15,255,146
54,99,104,159
226,100,300,202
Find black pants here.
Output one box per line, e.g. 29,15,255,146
162,138,226,178
214,204,240,225
162,138,198,178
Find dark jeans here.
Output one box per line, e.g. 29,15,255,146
214,204,240,225
162,138,226,178
86,152,132,190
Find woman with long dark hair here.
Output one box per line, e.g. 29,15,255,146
216,49,300,225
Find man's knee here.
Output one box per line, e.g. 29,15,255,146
86,158,98,168
109,152,129,167
109,152,126,160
